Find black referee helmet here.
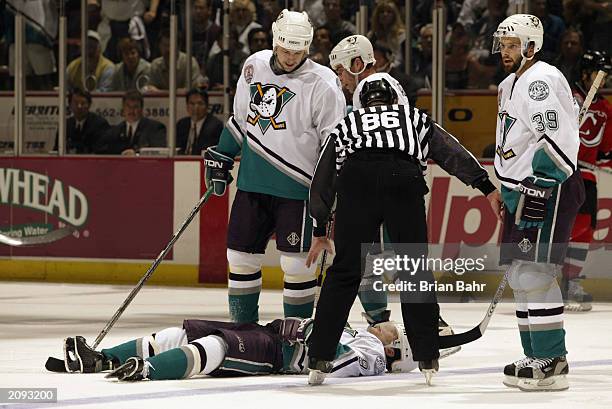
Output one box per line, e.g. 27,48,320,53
359,78,398,108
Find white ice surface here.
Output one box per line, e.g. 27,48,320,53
1,282,611,409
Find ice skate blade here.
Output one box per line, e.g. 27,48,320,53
308,370,327,386
423,370,436,386
564,302,592,312
517,375,569,392
503,375,521,388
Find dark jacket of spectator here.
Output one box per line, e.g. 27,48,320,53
176,114,223,155
96,117,166,154
55,112,111,154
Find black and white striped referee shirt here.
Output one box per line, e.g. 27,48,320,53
309,104,497,235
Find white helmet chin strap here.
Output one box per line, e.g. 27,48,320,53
518,41,536,71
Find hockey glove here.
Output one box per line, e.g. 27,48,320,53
204,146,234,196
515,177,554,230
278,317,314,345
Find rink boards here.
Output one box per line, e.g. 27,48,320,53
0,157,611,294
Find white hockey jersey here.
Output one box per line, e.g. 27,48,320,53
352,72,410,110
494,61,580,211
219,50,346,200
290,327,387,377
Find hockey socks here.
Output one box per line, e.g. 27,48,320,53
228,270,262,323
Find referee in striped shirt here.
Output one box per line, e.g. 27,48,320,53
305,79,503,385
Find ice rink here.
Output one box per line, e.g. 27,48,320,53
1,281,611,409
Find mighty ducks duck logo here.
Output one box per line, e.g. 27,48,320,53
247,82,295,134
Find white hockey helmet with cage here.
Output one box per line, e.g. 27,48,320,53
272,9,313,52
329,35,376,75
375,321,418,373
492,14,543,62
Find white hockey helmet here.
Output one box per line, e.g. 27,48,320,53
492,14,543,58
375,321,418,373
329,35,376,75
272,9,313,52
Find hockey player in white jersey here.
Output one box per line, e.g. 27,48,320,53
61,318,420,381
492,14,584,392
202,9,346,371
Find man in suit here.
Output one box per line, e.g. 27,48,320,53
55,89,110,153
176,88,223,155
97,90,166,155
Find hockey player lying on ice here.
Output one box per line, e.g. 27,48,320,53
62,318,455,381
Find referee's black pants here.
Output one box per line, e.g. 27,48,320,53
309,150,440,362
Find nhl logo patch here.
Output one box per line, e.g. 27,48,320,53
287,232,300,246
518,238,533,253
528,80,549,101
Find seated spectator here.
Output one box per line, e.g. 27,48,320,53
310,26,333,66
553,28,584,86
66,30,115,92
256,0,284,32
176,89,223,155
96,91,166,155
445,23,477,89
467,0,508,89
192,0,221,70
110,38,151,91
54,89,110,154
4,1,57,90
145,29,205,91
247,28,270,55
565,0,612,56
228,0,261,56
529,0,565,63
373,43,419,106
412,24,433,89
99,0,147,63
368,0,406,69
207,29,247,90
321,0,356,44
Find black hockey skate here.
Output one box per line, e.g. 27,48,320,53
105,357,147,381
419,359,439,386
503,356,534,387
516,356,569,391
63,336,114,373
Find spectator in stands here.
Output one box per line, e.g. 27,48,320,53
412,24,433,89
414,0,461,31
66,30,115,92
229,0,261,56
553,28,584,86
192,0,221,70
176,88,223,155
96,91,166,155
206,29,247,90
529,0,565,63
145,29,205,91
310,26,333,67
456,0,487,32
55,89,110,154
4,2,57,90
321,0,356,44
564,1,611,56
368,0,406,69
256,0,284,32
247,28,270,55
373,43,419,106
100,0,147,63
467,0,508,89
110,38,151,91
445,23,478,89
303,0,326,27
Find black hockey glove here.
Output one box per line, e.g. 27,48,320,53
515,176,554,230
204,146,234,196
278,317,314,345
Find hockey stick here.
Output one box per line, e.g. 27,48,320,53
45,186,215,372
0,226,76,247
314,218,334,308
579,70,607,127
438,265,512,348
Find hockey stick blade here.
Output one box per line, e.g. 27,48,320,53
45,356,67,373
0,226,76,247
